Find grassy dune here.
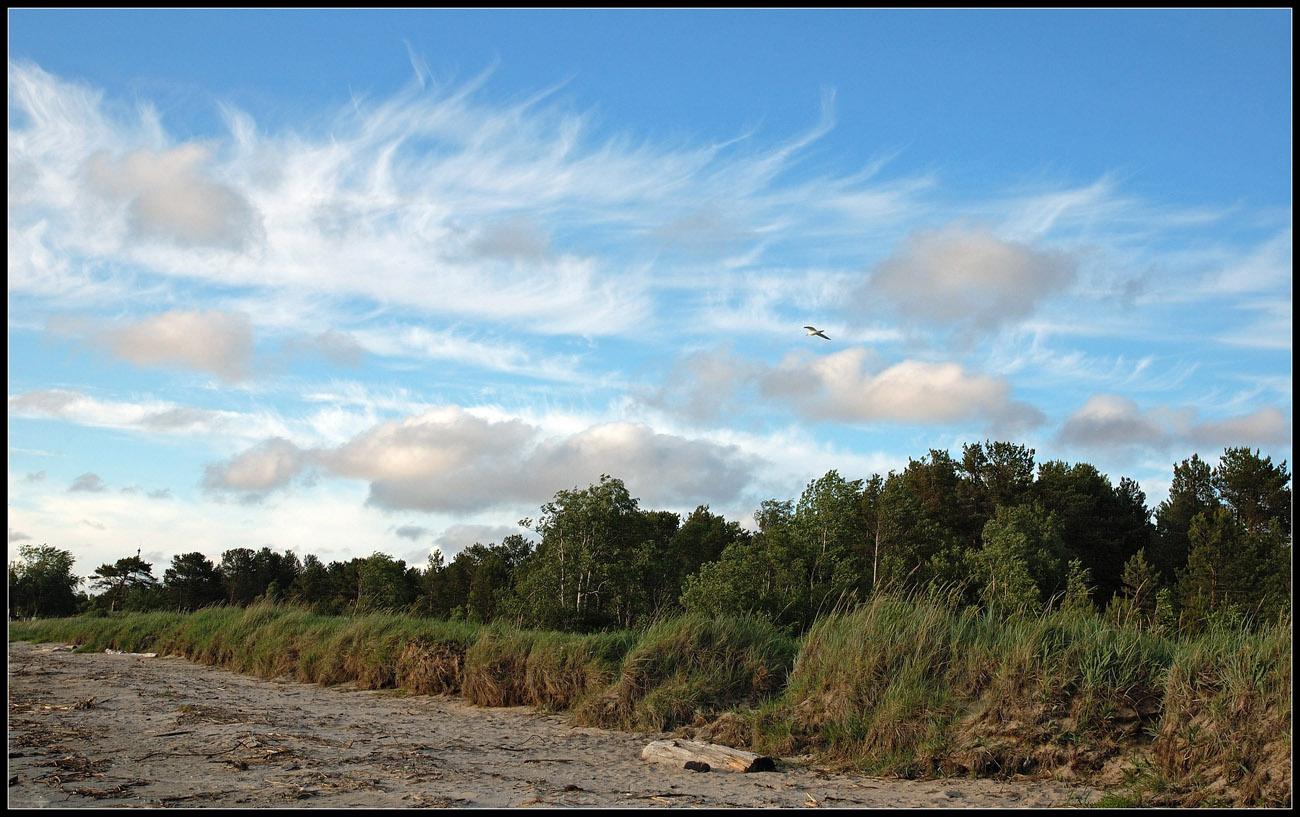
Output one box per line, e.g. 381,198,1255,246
9,596,1290,807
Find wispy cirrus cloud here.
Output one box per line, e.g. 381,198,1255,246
7,387,285,441
6,59,935,343
9,57,1284,361
351,325,589,383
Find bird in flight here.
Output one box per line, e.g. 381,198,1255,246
804,326,831,340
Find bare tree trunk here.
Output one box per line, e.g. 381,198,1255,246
872,527,881,591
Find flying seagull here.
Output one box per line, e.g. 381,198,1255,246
804,326,831,340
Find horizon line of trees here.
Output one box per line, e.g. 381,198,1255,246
9,443,1291,636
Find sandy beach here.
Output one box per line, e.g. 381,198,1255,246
8,640,1105,808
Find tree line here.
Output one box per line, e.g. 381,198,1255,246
9,443,1291,635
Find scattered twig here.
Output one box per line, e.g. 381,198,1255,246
513,733,546,747
40,697,99,711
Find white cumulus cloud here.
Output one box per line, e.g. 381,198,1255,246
200,407,759,515
860,223,1076,340
760,348,1044,430
81,144,262,250
1057,394,1292,455
92,309,257,383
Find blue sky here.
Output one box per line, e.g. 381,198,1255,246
8,9,1292,583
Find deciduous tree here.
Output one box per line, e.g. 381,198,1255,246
510,475,651,630
8,544,81,619
973,503,1068,616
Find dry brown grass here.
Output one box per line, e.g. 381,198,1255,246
1149,621,1292,807
522,632,627,710
571,614,796,733
462,630,532,707
395,638,465,696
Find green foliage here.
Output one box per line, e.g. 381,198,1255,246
218,546,301,606
8,544,81,619
88,552,157,613
48,443,1290,650
658,506,748,615
680,473,870,632
162,552,224,612
1033,461,1151,606
973,503,1069,616
865,454,976,600
509,475,672,630
356,552,415,612
1153,588,1177,635
680,536,810,628
1104,549,1162,629
957,439,1036,520
1211,447,1291,536
1176,507,1290,631
1151,454,1218,582
574,612,798,732
465,551,509,621
289,554,333,612
1058,558,1095,615
1151,448,1291,633
283,551,421,616
794,469,870,615
418,535,533,622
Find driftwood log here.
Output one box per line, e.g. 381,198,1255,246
640,739,776,773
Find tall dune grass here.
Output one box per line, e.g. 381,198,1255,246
571,613,798,732
462,627,636,710
1148,616,1292,806
8,595,1290,806
768,594,1174,781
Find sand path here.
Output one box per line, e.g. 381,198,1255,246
8,641,1104,808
